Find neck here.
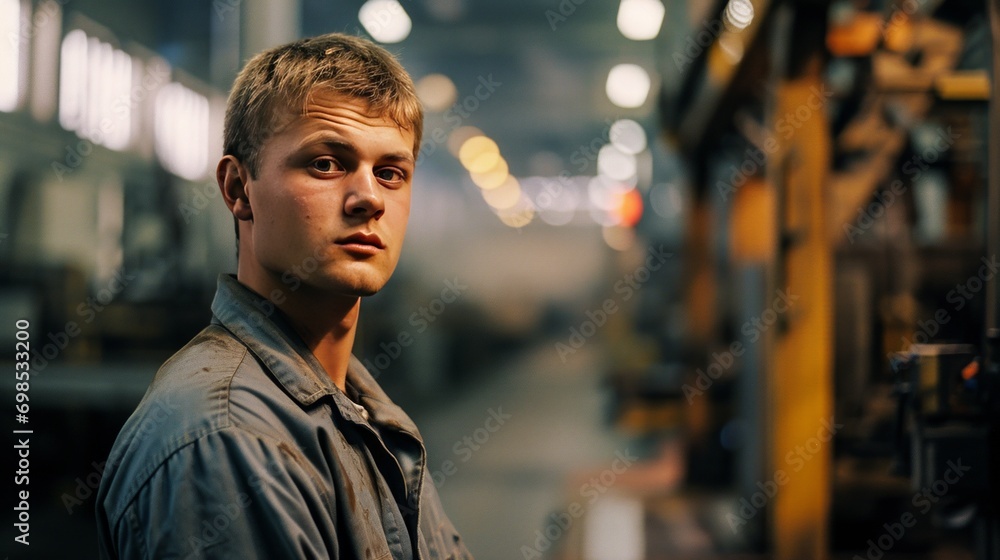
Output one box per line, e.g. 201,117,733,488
237,266,360,392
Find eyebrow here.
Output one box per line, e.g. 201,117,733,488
297,133,414,165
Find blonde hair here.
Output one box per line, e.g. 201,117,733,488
224,33,423,178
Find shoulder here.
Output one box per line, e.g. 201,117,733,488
97,325,288,527
115,324,250,451
99,426,336,559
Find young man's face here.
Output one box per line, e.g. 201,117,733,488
239,90,415,297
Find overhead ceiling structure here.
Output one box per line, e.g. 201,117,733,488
298,0,671,181
5,0,695,235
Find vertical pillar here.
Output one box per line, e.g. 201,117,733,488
988,0,1000,338
983,2,1000,559
765,4,833,560
241,0,302,63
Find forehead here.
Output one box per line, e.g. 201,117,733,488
266,89,413,150
305,89,384,122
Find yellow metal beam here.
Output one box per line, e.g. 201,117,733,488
768,73,834,560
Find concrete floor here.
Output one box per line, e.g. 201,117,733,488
411,341,633,559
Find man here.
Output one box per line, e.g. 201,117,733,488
96,33,473,559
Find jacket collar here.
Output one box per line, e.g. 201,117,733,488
209,274,421,438
346,354,423,440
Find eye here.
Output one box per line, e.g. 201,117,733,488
374,167,406,183
310,158,341,174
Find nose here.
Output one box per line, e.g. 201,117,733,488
343,170,385,219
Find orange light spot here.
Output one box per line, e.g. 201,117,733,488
617,188,644,227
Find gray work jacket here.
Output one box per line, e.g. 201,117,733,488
96,274,472,559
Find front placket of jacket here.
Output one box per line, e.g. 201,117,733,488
373,423,427,555
334,396,424,560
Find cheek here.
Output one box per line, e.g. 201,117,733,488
259,190,341,236
386,192,411,226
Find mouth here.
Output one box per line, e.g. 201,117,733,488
335,232,385,256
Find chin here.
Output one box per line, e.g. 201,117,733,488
341,280,381,297
333,262,396,297
293,258,396,298
322,274,388,298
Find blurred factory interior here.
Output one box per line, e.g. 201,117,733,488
0,0,998,558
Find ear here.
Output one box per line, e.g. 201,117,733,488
217,155,254,221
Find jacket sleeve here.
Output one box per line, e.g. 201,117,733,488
110,427,338,560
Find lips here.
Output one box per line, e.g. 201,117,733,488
336,232,385,253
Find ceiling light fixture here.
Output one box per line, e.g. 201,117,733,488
606,64,651,109
616,0,666,41
359,0,412,43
